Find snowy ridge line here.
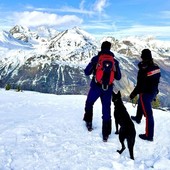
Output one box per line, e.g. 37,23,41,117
0,26,170,108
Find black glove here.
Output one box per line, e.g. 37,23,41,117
130,91,136,100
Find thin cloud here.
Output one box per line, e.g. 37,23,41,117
121,25,170,34
57,6,94,15
93,0,108,13
25,4,94,15
83,24,112,30
24,1,109,18
160,11,170,19
82,20,116,30
79,0,85,10
104,25,170,40
13,11,83,27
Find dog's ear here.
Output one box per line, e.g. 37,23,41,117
112,91,116,101
117,91,121,97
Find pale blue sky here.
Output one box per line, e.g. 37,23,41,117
0,0,170,40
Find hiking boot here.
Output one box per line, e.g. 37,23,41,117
131,116,141,124
85,122,93,131
139,134,153,141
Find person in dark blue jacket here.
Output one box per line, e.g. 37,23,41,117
83,41,121,142
130,49,161,141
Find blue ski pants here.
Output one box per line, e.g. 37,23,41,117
84,84,113,122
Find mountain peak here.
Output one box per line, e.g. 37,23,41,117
9,25,38,42
48,27,97,51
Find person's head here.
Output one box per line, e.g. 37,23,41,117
101,41,111,51
141,49,153,62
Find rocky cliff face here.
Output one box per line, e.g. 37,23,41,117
0,55,90,94
0,26,170,108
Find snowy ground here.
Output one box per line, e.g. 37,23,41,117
0,89,170,170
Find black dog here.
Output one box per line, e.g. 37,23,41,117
112,91,136,160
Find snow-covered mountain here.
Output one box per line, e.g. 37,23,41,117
0,26,98,95
0,29,33,49
0,25,170,108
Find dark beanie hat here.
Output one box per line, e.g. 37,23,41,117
101,41,111,50
141,49,152,61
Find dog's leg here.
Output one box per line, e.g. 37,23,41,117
115,120,119,134
117,129,126,154
117,145,125,154
127,136,135,160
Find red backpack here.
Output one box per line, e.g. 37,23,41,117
95,53,115,90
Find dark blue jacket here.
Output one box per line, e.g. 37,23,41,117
84,50,121,87
132,60,161,96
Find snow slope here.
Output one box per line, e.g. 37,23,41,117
0,89,170,170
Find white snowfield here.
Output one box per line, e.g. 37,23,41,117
0,89,170,170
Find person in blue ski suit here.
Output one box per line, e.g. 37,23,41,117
130,49,161,141
83,41,121,141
